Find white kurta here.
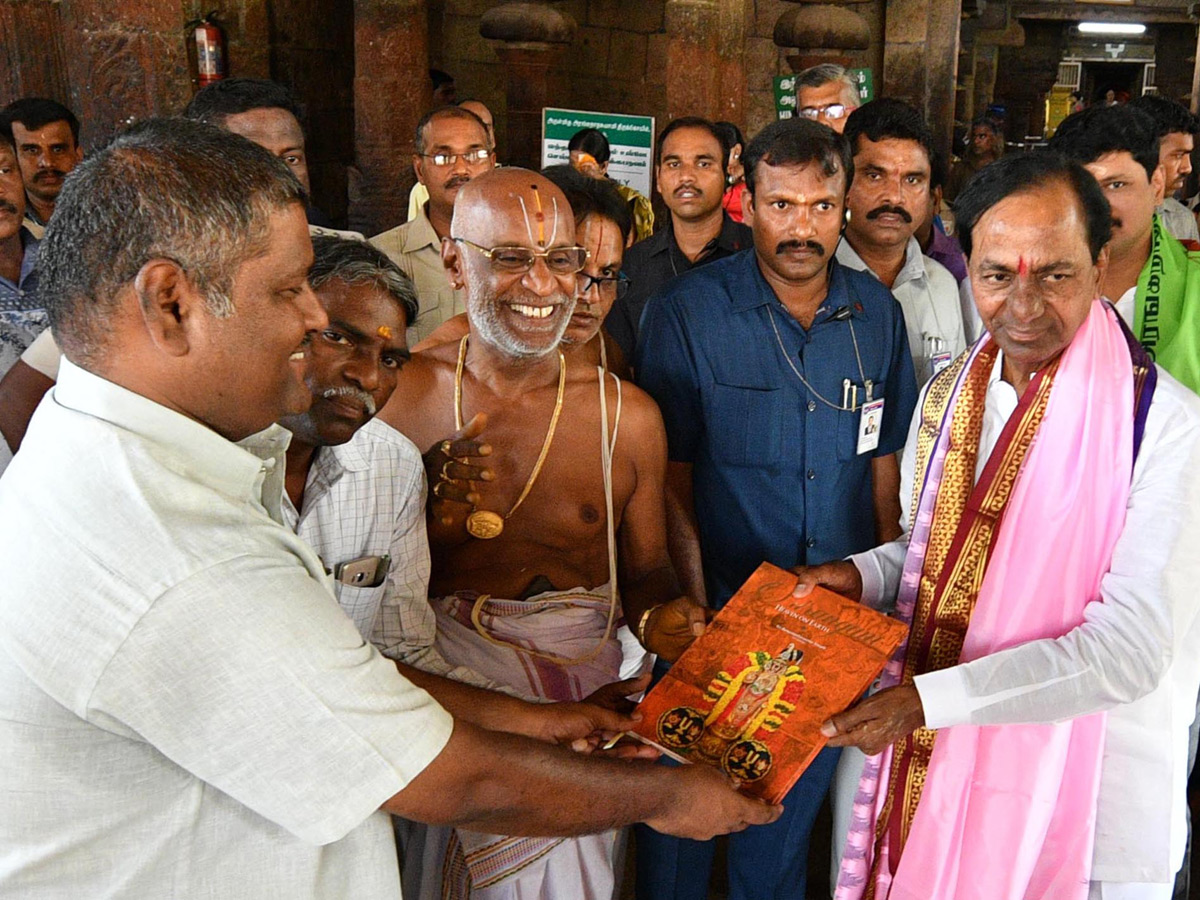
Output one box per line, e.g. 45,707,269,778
0,360,454,898
849,353,1200,887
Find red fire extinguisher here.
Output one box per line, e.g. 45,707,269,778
192,13,227,88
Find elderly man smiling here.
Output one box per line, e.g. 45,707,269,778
0,119,778,899
796,151,1200,900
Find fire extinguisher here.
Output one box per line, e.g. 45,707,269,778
191,13,227,88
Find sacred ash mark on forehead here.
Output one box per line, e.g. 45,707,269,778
516,183,559,248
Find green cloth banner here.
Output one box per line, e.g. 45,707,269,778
1136,214,1200,394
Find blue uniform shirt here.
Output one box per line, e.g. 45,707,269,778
636,248,917,608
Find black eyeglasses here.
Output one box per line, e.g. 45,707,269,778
452,237,589,275
579,271,631,299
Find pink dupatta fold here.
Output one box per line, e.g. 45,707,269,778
837,301,1135,900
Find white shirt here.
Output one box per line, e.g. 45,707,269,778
0,360,453,899
283,418,493,688
1160,198,1200,244
17,325,58,378
851,352,1200,883
1113,285,1137,330
837,236,967,385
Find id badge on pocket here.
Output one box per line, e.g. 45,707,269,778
857,399,885,455
930,351,953,378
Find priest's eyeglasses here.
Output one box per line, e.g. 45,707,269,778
422,148,493,167
452,237,589,275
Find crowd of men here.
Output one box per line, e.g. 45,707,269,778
0,58,1198,900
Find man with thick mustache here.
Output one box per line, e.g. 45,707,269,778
378,167,712,899
837,100,967,385
606,117,750,360
0,98,82,238
373,106,495,345
635,118,917,900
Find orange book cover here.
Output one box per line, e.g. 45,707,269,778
629,562,908,804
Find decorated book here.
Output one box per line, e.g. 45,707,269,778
629,562,908,803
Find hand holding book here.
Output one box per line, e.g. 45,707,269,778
628,563,907,803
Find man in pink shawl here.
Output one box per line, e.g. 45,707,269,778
794,152,1200,900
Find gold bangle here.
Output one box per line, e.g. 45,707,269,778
636,604,664,647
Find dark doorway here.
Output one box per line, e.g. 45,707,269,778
1081,61,1146,106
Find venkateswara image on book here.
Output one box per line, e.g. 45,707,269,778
628,562,909,804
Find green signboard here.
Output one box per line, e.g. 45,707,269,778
542,108,656,196
774,75,798,120
848,68,874,103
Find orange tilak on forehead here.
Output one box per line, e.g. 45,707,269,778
377,325,393,339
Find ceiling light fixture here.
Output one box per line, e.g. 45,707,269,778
1077,22,1147,35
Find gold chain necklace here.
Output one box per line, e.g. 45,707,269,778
454,335,566,539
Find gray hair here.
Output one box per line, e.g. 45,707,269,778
796,64,859,106
308,235,419,325
39,116,305,364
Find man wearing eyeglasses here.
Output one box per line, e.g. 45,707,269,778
372,106,495,344
378,167,713,900
414,164,635,379
795,63,861,135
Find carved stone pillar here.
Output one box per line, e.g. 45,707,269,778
995,20,1061,143
0,1,70,109
661,0,721,122
773,1,871,75
349,0,429,236
480,2,575,171
882,0,963,155
58,0,194,147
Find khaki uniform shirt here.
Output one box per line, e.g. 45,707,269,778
371,207,465,345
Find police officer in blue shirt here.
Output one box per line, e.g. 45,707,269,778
634,117,918,900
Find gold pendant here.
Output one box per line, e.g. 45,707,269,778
466,510,505,540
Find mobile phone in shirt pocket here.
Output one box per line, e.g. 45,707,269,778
333,554,390,588
708,381,783,467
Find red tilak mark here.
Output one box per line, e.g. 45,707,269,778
531,185,546,246
1017,256,1029,277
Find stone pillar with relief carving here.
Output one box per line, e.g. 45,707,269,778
480,2,575,171
772,0,872,76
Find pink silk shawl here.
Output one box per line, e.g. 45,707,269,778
837,301,1135,900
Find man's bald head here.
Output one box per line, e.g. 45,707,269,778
444,168,582,360
451,168,576,249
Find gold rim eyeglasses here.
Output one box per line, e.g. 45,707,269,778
452,237,589,275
